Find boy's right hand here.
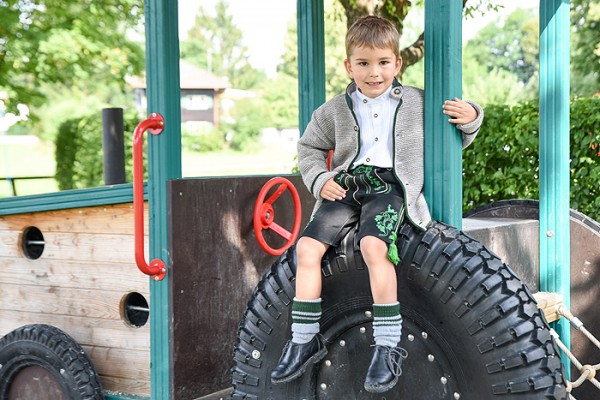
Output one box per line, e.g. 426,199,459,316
320,178,346,201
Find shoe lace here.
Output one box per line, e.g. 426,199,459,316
383,346,408,377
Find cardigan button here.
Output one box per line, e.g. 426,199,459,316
354,126,358,131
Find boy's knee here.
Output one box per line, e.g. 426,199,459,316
360,236,388,264
297,236,328,263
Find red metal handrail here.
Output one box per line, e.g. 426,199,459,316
133,112,167,281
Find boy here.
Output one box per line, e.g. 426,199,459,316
271,15,483,393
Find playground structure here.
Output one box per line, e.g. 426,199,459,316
1,0,599,399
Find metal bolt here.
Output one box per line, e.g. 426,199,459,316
441,377,448,385
421,332,428,339
365,311,372,318
251,350,261,359
407,334,415,341
547,230,554,237
359,327,366,333
454,393,461,399
339,340,346,347
320,383,327,391
428,354,435,362
325,360,331,367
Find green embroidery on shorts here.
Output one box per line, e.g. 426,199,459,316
335,173,349,190
375,205,399,239
352,165,372,175
365,169,385,192
374,204,405,265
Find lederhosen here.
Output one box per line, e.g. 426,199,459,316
301,165,405,264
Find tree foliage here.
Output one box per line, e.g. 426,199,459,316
180,0,266,90
464,8,538,86
54,110,141,190
463,97,600,222
571,0,600,95
0,0,145,113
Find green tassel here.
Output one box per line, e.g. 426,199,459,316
387,233,399,265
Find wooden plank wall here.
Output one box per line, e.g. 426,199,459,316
0,203,151,396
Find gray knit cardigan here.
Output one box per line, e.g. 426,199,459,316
297,80,484,231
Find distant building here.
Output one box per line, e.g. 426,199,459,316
129,60,231,131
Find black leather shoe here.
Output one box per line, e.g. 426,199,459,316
270,335,328,384
364,345,408,393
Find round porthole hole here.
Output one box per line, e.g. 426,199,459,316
121,292,149,328
22,226,45,260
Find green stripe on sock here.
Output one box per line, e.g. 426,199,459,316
292,298,321,325
373,302,400,319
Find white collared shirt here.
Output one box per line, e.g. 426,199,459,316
350,85,399,169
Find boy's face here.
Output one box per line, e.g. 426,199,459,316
344,45,402,99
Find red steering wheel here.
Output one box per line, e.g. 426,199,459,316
254,177,302,256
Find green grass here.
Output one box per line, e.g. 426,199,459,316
0,137,298,198
0,137,58,197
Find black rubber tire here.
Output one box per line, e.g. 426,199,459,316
231,221,567,399
0,324,103,400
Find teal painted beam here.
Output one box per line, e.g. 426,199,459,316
424,0,463,229
539,0,571,376
0,183,145,216
297,0,326,133
144,0,182,398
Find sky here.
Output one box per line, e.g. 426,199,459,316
178,0,539,77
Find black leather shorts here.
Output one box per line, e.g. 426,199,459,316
302,166,405,247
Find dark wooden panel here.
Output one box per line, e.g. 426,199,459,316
168,175,315,399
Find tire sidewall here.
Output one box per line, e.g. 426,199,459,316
0,324,102,400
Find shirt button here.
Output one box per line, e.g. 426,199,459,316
363,99,367,103
374,137,379,141
354,126,358,131
366,157,371,163
374,113,378,118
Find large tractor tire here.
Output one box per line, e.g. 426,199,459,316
231,221,567,399
0,324,103,400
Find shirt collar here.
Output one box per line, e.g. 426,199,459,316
354,84,393,105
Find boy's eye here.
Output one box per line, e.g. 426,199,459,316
358,62,368,67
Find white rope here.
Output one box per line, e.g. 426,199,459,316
549,304,600,399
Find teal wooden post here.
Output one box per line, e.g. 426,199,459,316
144,0,182,398
539,0,571,375
424,1,463,229
297,0,326,133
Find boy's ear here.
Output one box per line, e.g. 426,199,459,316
344,59,353,78
396,56,403,73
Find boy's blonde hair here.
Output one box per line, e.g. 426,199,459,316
345,15,400,58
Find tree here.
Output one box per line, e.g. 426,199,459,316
180,0,266,90
463,8,539,86
571,0,600,96
0,0,145,113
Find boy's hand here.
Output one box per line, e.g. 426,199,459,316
443,98,477,125
320,178,346,201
